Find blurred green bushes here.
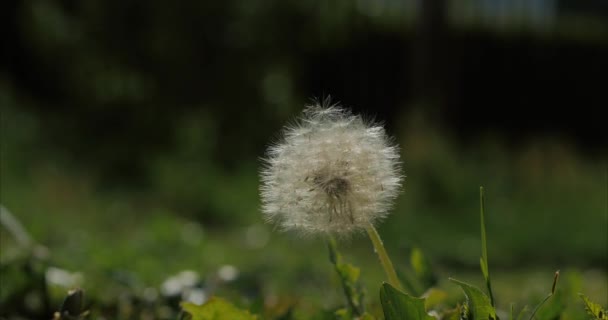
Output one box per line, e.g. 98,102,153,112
2,99,606,268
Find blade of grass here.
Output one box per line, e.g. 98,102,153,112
510,303,514,320
479,186,495,307
528,270,560,320
516,306,530,320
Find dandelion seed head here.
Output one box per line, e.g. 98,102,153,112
260,103,402,236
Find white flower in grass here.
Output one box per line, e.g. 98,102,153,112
260,103,402,236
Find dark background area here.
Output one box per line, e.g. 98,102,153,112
2,1,606,184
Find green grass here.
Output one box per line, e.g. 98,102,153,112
1,106,606,318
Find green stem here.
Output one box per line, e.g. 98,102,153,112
480,187,496,306
365,221,403,291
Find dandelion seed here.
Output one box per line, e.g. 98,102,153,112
260,102,402,237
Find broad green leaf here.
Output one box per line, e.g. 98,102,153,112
380,282,434,320
579,294,608,320
450,278,498,320
181,298,258,320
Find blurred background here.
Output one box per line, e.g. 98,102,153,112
1,0,607,318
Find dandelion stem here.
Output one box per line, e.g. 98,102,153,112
365,221,403,291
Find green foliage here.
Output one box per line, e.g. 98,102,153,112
334,308,376,320
445,187,497,320
516,306,530,320
531,291,565,320
579,294,608,320
479,187,495,307
510,303,515,320
181,299,258,320
442,304,465,320
379,282,434,320
0,253,52,319
410,247,436,289
328,237,366,317
396,246,439,297
423,288,448,310
449,278,498,320
2,111,607,320
528,271,561,320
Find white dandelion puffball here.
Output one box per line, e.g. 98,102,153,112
260,104,402,236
